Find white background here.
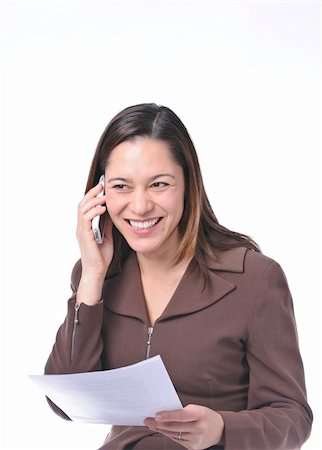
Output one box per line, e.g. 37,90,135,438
0,0,321,449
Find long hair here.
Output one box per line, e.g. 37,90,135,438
85,103,260,284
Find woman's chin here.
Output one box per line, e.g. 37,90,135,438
126,241,162,256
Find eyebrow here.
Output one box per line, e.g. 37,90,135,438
107,173,176,183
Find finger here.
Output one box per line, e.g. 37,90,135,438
145,422,191,434
78,183,105,208
78,194,107,215
84,182,104,199
77,207,107,236
82,205,106,222
147,428,189,446
144,418,192,433
154,406,199,423
161,430,189,442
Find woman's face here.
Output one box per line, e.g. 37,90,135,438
104,138,185,259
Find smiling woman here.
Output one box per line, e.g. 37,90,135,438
104,138,185,259
45,103,312,450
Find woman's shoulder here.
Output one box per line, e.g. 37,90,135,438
244,249,286,279
208,247,289,298
207,246,283,275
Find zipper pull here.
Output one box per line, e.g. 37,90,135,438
74,302,80,324
146,326,154,359
71,303,81,362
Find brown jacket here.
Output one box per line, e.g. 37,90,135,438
45,247,313,449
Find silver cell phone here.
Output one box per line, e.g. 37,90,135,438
92,175,106,244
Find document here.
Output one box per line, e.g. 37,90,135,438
29,355,182,425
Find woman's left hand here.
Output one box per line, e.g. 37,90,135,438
144,404,224,450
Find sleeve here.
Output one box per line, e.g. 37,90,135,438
44,259,104,420
218,261,313,450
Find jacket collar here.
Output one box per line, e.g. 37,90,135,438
205,246,247,272
104,247,248,324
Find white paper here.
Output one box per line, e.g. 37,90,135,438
29,355,182,425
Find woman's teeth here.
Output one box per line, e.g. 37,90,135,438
129,218,160,230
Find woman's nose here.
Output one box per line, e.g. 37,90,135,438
129,189,153,216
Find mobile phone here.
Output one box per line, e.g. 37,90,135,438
92,175,106,244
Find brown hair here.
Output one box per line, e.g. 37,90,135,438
85,103,260,284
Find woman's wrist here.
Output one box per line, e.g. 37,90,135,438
76,274,105,305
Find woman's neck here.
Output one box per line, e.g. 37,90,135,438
136,250,192,279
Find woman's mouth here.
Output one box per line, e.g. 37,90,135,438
127,218,162,231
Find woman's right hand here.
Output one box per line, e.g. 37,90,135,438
75,182,114,304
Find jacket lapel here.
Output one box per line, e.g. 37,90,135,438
205,247,247,273
104,247,248,323
160,270,235,320
103,253,149,323
160,247,247,320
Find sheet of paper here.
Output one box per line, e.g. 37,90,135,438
29,355,182,425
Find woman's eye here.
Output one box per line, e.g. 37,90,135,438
151,182,168,189
112,184,128,191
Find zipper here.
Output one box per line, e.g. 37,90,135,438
71,302,80,362
146,326,154,359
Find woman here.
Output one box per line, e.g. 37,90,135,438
45,103,313,450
